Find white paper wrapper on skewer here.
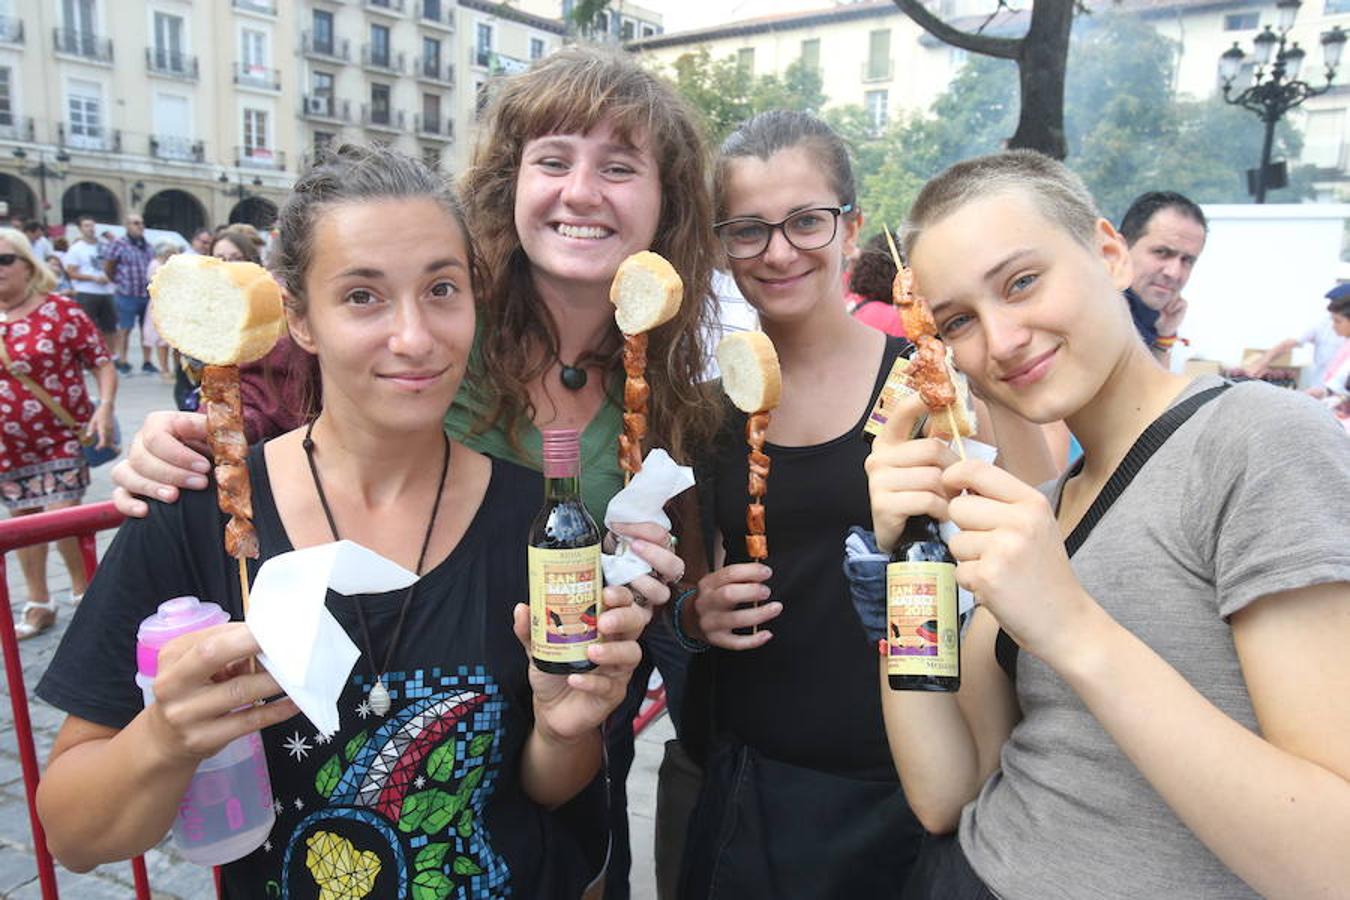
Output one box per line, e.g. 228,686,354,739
601,448,696,585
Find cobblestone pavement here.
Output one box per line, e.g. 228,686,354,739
1,369,668,899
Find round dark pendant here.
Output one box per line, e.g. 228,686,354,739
559,364,588,391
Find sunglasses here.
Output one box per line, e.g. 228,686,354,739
0,254,20,267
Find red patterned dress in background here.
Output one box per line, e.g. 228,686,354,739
0,295,111,509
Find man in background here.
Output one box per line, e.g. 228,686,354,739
22,220,52,260
1118,191,1208,364
105,213,157,373
188,227,213,256
64,215,118,355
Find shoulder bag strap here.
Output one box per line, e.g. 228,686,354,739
993,382,1232,680
0,331,86,435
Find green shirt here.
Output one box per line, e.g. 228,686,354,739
445,385,623,527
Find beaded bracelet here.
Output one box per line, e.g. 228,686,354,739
670,586,710,653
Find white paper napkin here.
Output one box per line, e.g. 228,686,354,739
938,437,998,619
245,540,418,735
601,448,696,585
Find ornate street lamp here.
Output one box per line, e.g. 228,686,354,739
10,147,71,223
1219,0,1346,202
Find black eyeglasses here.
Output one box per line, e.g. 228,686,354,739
713,204,853,260
0,254,20,267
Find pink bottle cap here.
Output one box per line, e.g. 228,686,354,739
541,428,581,479
136,596,230,678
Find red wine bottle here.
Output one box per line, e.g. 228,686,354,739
529,429,602,675
887,514,960,692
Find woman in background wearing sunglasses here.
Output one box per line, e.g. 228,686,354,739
0,228,117,639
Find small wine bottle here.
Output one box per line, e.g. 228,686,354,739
886,514,960,692
529,428,602,675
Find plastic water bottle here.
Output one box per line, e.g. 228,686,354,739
135,596,276,866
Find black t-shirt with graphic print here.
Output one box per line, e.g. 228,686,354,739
38,445,606,899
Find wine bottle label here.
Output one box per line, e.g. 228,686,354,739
528,545,602,664
864,354,927,438
886,561,959,678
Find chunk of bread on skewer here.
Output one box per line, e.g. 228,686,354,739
717,331,781,414
609,251,683,335
922,351,976,439
150,254,285,365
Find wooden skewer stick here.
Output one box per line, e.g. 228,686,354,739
946,407,968,461
883,223,904,275
884,224,967,459
237,556,258,676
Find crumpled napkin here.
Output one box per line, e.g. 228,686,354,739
245,540,417,735
939,437,998,623
601,448,695,585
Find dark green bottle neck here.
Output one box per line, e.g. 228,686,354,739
544,473,582,501
897,514,946,547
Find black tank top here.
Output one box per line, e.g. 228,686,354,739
707,336,909,780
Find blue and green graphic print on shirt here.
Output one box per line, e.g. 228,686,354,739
261,666,509,899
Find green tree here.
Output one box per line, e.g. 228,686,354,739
664,48,826,145
841,9,1311,230
893,0,1077,159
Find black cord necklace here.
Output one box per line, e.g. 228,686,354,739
302,417,451,716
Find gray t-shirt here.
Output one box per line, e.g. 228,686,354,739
960,376,1350,899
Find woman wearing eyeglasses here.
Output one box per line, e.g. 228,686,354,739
667,111,923,898
0,228,117,639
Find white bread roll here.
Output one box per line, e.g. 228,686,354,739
916,347,976,439
150,255,285,365
609,251,682,335
717,331,782,413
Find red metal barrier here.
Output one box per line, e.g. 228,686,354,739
632,681,668,736
0,502,153,899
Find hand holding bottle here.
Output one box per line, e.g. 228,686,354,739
865,392,960,552
512,584,650,742
144,621,298,765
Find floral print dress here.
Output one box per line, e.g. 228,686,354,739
0,294,110,509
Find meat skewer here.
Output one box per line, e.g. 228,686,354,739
149,255,285,632
744,409,771,561
609,252,683,483
884,227,970,458
717,331,782,632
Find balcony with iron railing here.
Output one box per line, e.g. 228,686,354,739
415,113,453,142
232,0,276,16
302,31,350,61
418,0,454,30
53,28,113,63
149,135,206,163
58,123,122,152
0,116,35,142
146,47,198,80
234,62,281,91
236,145,285,169
361,105,405,132
365,0,406,16
0,16,24,44
361,44,404,74
301,94,351,122
416,58,454,86
861,58,894,82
